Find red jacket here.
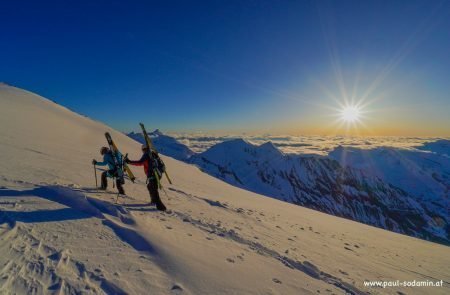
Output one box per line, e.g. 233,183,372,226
128,152,155,177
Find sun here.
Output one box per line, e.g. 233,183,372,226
340,105,361,123
326,99,369,133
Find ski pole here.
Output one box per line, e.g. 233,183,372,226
154,170,162,189
94,164,98,188
164,171,173,185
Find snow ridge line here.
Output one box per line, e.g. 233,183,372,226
0,204,126,294
170,210,366,295
79,194,161,255
0,181,179,292
0,178,154,256
0,177,162,255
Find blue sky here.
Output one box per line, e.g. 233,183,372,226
1,0,449,135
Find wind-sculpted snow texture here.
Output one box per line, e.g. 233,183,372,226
1,84,449,294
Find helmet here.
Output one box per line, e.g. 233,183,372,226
100,146,109,155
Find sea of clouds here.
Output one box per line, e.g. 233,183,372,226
167,133,449,155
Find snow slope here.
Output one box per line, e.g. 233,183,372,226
329,146,449,235
418,139,450,157
0,84,449,294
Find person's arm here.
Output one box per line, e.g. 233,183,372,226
127,154,147,166
93,154,109,166
94,160,107,166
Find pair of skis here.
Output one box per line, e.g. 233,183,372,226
103,123,172,189
104,132,136,203
105,132,136,183
139,122,172,188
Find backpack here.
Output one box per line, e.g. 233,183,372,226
151,151,166,178
107,151,125,180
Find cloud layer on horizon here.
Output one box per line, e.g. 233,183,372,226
167,133,449,155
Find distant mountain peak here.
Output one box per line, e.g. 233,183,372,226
258,141,282,155
418,139,450,157
212,138,252,150
151,129,163,136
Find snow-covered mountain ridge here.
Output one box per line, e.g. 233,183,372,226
1,84,448,294
130,131,450,244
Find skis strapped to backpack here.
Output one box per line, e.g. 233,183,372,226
139,123,172,188
105,132,136,183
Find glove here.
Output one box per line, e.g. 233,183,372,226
92,159,97,165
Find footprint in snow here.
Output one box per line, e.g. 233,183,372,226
171,284,184,294
338,269,348,276
272,278,282,284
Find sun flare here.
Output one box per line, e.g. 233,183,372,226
340,105,361,123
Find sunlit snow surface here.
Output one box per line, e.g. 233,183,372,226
1,83,450,294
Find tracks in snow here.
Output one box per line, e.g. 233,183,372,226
1,178,362,294
167,187,366,295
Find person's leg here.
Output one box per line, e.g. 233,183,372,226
101,171,108,189
147,179,166,211
146,181,156,204
116,178,125,195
